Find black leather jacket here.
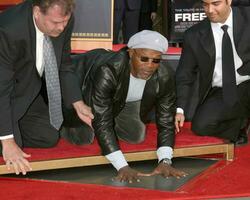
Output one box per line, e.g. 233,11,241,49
69,47,176,155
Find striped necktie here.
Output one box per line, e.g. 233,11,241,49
42,35,63,130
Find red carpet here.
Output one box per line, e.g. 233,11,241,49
0,123,224,164
1,145,250,200
1,142,250,200
1,123,249,199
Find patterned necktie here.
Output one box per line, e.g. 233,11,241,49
221,25,238,107
43,35,63,130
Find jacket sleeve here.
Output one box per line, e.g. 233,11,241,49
91,65,120,155
155,68,176,148
175,31,198,110
0,29,15,136
60,16,82,108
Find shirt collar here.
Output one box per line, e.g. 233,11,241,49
33,15,44,39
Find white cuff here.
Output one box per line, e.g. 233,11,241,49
105,150,128,171
0,134,14,140
177,107,184,114
156,146,173,163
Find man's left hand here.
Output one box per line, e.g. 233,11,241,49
150,162,188,179
73,100,94,127
151,12,157,21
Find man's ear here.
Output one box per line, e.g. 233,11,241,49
227,0,233,6
127,48,134,58
33,6,40,19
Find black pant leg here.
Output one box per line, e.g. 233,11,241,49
113,8,125,44
61,107,94,145
139,12,153,31
19,94,59,148
123,9,140,43
237,80,250,118
191,88,244,141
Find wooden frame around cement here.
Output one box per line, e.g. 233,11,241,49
0,143,234,175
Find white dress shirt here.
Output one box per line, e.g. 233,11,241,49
211,9,250,87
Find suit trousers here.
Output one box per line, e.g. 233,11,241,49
191,80,250,141
61,101,145,145
115,100,146,143
139,12,153,31
0,94,59,153
19,94,59,148
113,8,140,44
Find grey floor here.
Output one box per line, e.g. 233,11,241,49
3,157,217,191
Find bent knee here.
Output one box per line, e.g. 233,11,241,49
61,126,94,145
43,133,60,147
127,126,146,144
131,132,145,144
191,121,218,136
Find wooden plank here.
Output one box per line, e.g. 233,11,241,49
71,40,112,51
0,143,234,175
226,143,234,161
174,144,231,157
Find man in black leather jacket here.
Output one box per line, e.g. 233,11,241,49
62,30,187,182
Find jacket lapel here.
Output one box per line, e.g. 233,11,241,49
232,7,243,50
198,18,215,62
28,6,36,62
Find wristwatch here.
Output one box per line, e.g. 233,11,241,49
160,158,172,165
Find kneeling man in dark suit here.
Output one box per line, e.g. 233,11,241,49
175,0,250,145
0,0,93,175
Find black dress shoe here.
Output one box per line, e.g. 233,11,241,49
234,129,248,146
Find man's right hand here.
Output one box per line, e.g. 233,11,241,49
175,113,185,133
1,138,32,175
114,166,149,183
150,162,188,179
73,100,94,128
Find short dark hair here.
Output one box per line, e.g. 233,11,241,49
32,0,75,15
232,0,250,5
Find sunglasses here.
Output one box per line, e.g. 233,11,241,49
134,50,161,64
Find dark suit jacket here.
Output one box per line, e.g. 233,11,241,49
114,0,142,10
176,6,250,111
0,1,81,145
67,48,176,155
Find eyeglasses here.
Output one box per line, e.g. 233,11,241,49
134,50,161,64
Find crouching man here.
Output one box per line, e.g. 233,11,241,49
62,30,187,182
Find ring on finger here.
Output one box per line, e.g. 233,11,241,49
6,160,12,165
